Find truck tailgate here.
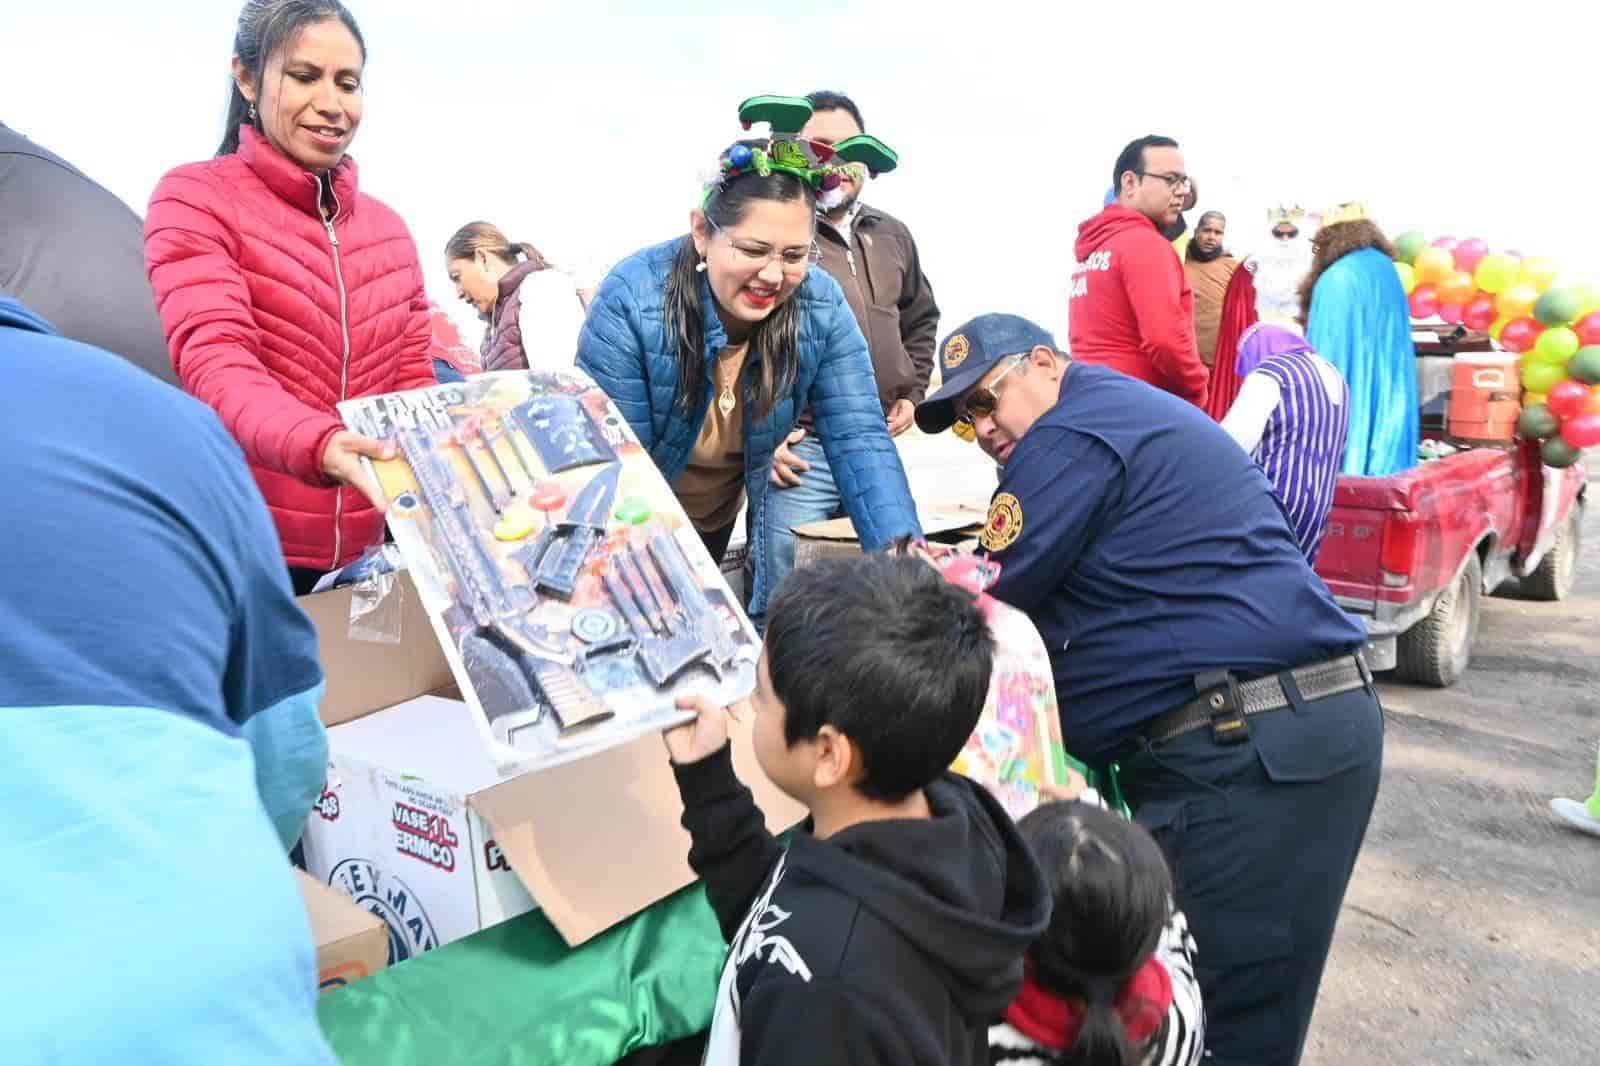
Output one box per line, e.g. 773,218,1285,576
1315,449,1517,608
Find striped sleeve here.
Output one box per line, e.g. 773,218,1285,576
1145,908,1205,1066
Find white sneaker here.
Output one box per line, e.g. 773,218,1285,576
1551,797,1600,837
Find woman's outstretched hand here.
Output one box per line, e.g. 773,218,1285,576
321,430,395,512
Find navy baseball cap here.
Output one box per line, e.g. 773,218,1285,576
914,313,1059,433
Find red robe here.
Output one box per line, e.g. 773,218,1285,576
1203,265,1260,422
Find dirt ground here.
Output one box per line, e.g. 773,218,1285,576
1304,466,1599,1065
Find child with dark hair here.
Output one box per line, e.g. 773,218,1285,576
663,553,1052,1066
990,802,1205,1066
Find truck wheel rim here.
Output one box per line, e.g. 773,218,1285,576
1449,570,1473,665
1558,516,1579,595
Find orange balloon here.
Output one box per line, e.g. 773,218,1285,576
1588,385,1600,415
1524,391,1548,408
1438,271,1477,307
1414,247,1456,285
1497,283,1539,321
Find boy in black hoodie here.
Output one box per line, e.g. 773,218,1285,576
664,554,1052,1066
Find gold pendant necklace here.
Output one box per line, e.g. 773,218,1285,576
716,346,742,417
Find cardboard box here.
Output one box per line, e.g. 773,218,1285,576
303,694,802,951
299,571,455,727
297,869,388,994
297,579,805,953
792,502,989,571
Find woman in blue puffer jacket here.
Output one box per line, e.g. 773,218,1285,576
577,136,921,621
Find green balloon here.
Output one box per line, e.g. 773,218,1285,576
1534,288,1584,326
1394,231,1428,265
1569,346,1600,385
1522,360,1568,394
1542,437,1582,468
1534,326,1580,364
1517,403,1562,440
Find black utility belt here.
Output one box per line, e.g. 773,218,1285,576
1142,653,1373,748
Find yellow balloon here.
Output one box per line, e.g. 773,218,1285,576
1497,283,1539,321
1574,283,1600,318
1475,253,1520,295
1414,247,1455,285
1524,391,1548,408
1394,261,1417,295
1489,314,1512,341
1519,257,1560,293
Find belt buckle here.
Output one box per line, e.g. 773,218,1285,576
1354,651,1374,690
1195,669,1249,746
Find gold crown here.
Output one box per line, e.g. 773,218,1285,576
1268,205,1306,224
1318,201,1369,227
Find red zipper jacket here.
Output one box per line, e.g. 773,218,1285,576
146,126,435,570
1068,205,1209,409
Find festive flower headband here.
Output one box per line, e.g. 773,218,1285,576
702,95,899,208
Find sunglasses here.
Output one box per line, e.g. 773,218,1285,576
958,354,1027,422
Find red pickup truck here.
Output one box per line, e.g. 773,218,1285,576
1315,435,1587,686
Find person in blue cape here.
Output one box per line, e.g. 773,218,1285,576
1298,204,1419,476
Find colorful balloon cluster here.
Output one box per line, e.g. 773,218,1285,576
1393,231,1600,467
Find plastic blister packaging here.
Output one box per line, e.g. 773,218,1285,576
314,544,407,644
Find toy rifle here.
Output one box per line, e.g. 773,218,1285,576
392,416,610,734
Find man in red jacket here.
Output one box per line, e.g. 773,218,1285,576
1069,135,1209,409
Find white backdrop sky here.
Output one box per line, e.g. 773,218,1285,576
6,0,1598,348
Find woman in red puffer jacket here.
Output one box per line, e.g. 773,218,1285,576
146,0,434,593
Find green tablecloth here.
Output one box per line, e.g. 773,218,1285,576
317,882,724,1066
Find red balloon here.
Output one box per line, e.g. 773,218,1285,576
1463,294,1498,331
1578,311,1600,347
1409,284,1441,319
1431,236,1459,252
1547,379,1592,420
1561,412,1600,448
1500,317,1542,353
1453,238,1490,275
1439,302,1465,325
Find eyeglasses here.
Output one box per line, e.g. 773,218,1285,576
708,219,820,274
958,354,1028,423
1273,229,1298,240
1137,170,1192,193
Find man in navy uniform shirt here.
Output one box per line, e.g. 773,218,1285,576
917,313,1384,1066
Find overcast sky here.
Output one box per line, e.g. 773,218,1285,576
7,0,1597,348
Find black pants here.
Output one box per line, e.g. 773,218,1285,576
695,522,736,565
1115,681,1385,1066
288,566,325,597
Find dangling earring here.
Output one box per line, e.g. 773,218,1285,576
695,257,708,274
248,102,257,121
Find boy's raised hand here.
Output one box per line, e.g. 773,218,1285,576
663,693,741,765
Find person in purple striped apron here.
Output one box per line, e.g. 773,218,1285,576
1220,323,1350,563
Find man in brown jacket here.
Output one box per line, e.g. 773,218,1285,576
1184,210,1240,368
762,91,940,589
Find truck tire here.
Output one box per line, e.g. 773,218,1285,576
1397,553,1481,687
1524,507,1582,602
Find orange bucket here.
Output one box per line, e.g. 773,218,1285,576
1447,352,1520,444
